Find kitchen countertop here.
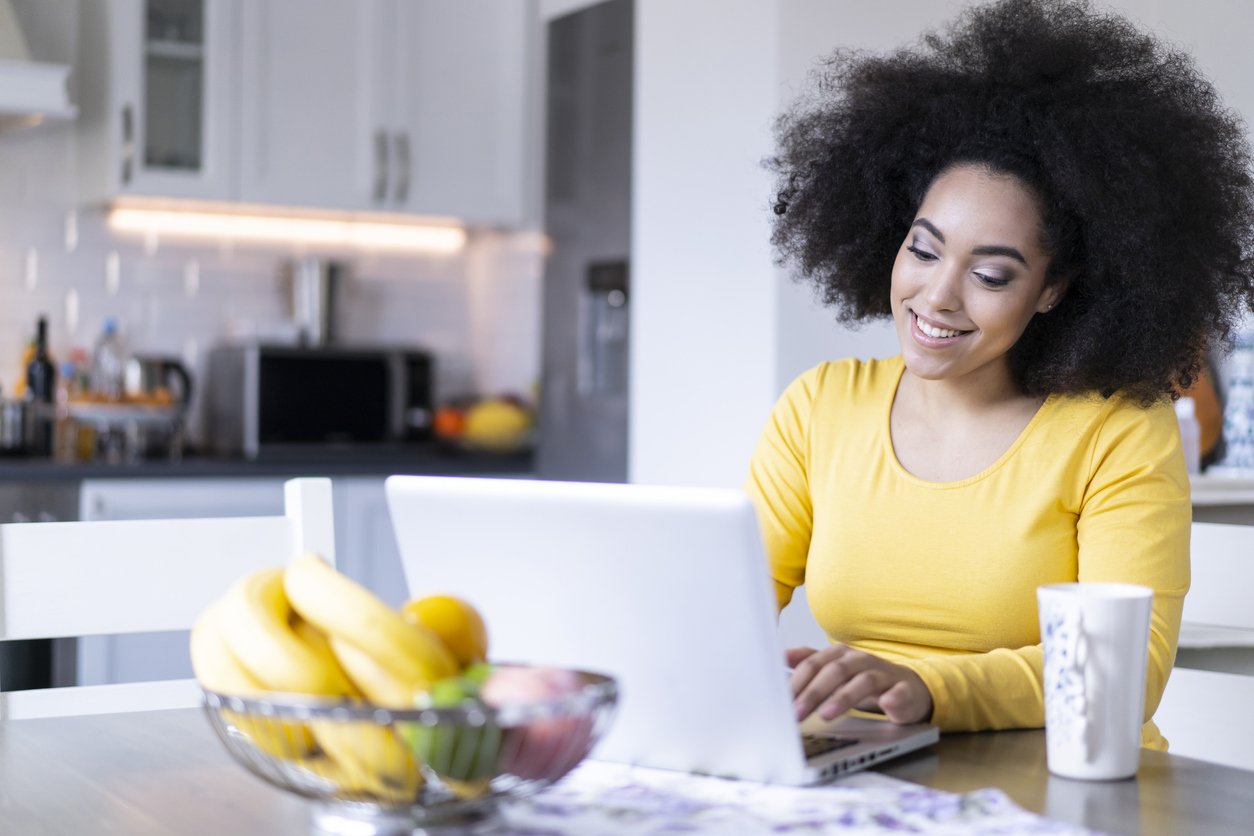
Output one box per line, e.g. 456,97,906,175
0,445,534,482
1190,472,1254,505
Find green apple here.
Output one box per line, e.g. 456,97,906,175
402,675,501,783
463,662,494,687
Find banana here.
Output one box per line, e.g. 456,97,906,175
219,566,355,696
190,598,317,758
291,614,360,695
311,720,424,801
190,599,265,695
329,635,416,707
284,553,457,691
202,558,440,798
284,575,424,794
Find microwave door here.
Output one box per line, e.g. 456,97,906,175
258,355,390,446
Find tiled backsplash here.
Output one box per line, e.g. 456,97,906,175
0,122,543,446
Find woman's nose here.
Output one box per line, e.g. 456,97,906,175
924,265,963,310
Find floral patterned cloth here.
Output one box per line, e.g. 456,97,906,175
503,761,1099,834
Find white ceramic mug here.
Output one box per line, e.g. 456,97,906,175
1037,582,1154,780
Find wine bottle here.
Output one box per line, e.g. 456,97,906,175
26,316,56,456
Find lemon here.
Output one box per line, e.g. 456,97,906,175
461,399,531,451
401,595,489,667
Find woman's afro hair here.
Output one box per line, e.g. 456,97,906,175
768,0,1254,401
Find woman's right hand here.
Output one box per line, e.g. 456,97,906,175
787,644,933,725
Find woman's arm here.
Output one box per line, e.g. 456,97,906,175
744,368,819,611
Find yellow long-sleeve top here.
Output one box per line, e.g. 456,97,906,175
745,356,1190,749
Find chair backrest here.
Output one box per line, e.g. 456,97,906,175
1154,521,1254,771
0,478,334,720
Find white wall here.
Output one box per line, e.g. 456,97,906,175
630,0,780,488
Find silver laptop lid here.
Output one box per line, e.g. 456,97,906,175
385,475,815,783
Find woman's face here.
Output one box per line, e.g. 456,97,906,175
890,164,1061,390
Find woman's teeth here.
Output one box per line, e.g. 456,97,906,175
916,316,967,339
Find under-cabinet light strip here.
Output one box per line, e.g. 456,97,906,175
107,207,466,254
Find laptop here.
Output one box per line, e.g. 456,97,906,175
385,475,939,785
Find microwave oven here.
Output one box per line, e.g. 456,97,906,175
206,345,434,459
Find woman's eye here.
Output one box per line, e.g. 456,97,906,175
906,245,936,262
975,273,1010,288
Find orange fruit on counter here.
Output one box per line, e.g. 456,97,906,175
432,406,466,439
400,595,488,667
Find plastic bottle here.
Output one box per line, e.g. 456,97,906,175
53,361,76,463
1175,397,1201,475
91,318,128,402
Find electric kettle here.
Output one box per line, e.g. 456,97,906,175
124,355,193,407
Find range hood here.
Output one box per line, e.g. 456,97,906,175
0,0,75,131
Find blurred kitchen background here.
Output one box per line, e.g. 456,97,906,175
1,0,1253,695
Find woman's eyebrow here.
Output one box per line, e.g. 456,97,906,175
911,218,945,242
911,218,1029,267
972,244,1028,266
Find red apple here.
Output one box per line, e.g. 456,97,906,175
480,667,593,781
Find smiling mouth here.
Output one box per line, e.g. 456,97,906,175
910,310,974,340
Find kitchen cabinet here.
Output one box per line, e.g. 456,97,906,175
1190,474,1254,524
78,0,238,202
375,0,532,224
236,0,377,210
80,0,531,224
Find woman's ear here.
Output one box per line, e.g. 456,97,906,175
1037,279,1069,314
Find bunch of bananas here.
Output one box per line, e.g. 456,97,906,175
190,553,476,801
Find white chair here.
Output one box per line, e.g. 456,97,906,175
1154,521,1254,771
0,478,334,720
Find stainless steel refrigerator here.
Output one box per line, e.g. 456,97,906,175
537,0,633,483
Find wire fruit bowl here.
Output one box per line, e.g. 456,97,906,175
202,666,618,835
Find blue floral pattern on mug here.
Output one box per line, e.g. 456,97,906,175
1041,598,1089,755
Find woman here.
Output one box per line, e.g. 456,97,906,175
748,0,1254,748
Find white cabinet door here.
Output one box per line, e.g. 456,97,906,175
78,478,286,522
387,0,531,224
237,0,378,209
78,0,239,202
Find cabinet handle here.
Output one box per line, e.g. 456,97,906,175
374,129,390,204
393,131,411,205
121,104,134,185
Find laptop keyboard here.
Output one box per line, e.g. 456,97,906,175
802,734,859,758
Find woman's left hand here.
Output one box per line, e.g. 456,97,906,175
787,644,933,725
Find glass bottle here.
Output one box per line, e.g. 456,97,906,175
25,316,56,456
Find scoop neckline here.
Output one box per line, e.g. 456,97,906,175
881,356,1056,489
